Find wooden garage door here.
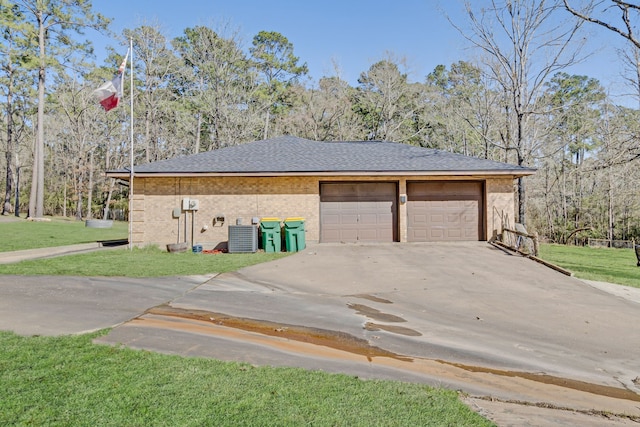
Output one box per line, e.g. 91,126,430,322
407,181,483,242
320,182,397,243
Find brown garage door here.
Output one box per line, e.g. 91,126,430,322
320,182,397,243
407,181,483,242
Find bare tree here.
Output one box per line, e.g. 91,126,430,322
450,0,585,225
126,24,179,163
281,76,363,141
564,0,640,48
354,54,424,143
0,2,32,215
14,0,108,218
172,24,260,151
565,1,640,159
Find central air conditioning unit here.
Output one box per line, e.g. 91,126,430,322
228,225,258,253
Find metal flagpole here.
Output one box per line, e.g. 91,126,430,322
129,37,134,250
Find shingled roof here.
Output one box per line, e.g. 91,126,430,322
109,136,535,176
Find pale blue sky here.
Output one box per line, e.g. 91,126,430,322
91,0,630,101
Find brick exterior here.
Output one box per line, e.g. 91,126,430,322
131,175,517,248
485,178,517,241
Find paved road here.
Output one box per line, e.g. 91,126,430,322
1,241,639,426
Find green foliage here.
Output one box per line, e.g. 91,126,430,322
543,72,606,160
0,217,128,251
539,244,640,287
0,245,289,277
3,1,640,245
0,331,493,426
250,30,308,84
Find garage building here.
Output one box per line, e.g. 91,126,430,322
107,136,535,248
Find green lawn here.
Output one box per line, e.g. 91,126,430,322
0,218,288,276
538,244,640,288
0,217,128,251
0,331,493,427
0,245,288,276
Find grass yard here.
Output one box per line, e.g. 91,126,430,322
0,216,128,251
0,331,493,427
0,218,496,425
0,245,288,277
538,243,640,288
0,217,288,276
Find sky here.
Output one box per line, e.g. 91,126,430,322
89,0,632,102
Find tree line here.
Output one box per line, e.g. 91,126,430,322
1,0,639,244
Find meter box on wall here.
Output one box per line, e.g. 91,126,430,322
182,198,199,211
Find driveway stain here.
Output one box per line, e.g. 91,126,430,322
365,322,422,336
146,304,413,362
346,303,406,322
139,303,640,408
347,294,393,304
439,360,640,403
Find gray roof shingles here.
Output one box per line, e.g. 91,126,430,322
121,136,535,175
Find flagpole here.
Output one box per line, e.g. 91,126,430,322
129,37,134,250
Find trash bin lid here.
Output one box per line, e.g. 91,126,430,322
284,217,305,222
260,217,281,222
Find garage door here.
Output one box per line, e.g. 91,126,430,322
320,182,397,243
407,181,483,242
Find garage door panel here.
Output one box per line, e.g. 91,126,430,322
413,214,427,225
447,229,462,238
320,183,397,243
407,182,483,242
430,214,445,224
358,229,380,241
340,230,359,241
429,228,445,239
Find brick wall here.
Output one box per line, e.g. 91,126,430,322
485,178,516,240
131,175,517,247
132,176,320,248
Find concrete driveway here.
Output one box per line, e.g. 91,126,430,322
1,242,639,425
0,275,208,335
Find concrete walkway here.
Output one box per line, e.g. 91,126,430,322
0,242,124,264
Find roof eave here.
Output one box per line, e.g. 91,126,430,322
106,169,536,180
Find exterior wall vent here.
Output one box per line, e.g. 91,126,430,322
228,225,258,253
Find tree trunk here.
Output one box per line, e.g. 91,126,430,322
145,109,151,162
516,110,526,225
194,113,202,154
29,10,46,218
104,178,115,220
62,179,67,218
74,174,83,221
608,171,614,243
263,109,270,140
518,176,526,225
2,63,14,215
75,191,83,220
14,165,22,217
86,150,94,220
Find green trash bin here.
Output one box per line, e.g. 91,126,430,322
284,217,306,252
260,218,282,252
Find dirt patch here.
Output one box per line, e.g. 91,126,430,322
147,304,413,362
440,360,640,403
121,304,640,423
